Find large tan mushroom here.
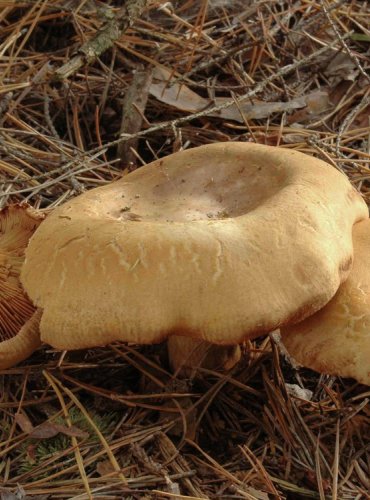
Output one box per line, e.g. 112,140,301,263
280,219,370,385
0,204,44,369
21,143,367,360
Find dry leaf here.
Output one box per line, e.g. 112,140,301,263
303,91,331,114
15,413,88,439
348,103,370,129
14,413,34,434
26,444,37,464
150,66,326,123
50,423,89,439
157,396,197,440
287,90,331,124
282,133,308,144
0,486,27,500
150,67,209,112
285,383,313,401
29,422,88,439
97,459,116,476
325,52,358,83
218,95,306,121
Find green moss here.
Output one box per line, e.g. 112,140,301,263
17,407,119,477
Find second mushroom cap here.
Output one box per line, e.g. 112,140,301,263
281,218,370,385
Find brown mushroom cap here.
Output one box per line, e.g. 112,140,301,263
21,143,368,350
280,219,370,385
0,204,44,368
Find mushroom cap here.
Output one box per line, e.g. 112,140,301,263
0,204,44,368
21,142,368,349
280,219,370,385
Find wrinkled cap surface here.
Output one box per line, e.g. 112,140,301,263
281,219,370,385
21,143,368,349
0,204,43,368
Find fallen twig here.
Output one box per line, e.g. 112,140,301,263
54,0,149,81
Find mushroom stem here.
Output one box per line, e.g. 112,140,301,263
167,335,241,377
0,309,42,369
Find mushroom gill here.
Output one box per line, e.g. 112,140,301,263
0,204,44,368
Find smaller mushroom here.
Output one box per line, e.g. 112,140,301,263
0,204,44,369
280,219,370,385
167,335,241,376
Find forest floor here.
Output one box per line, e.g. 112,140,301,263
0,1,369,499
